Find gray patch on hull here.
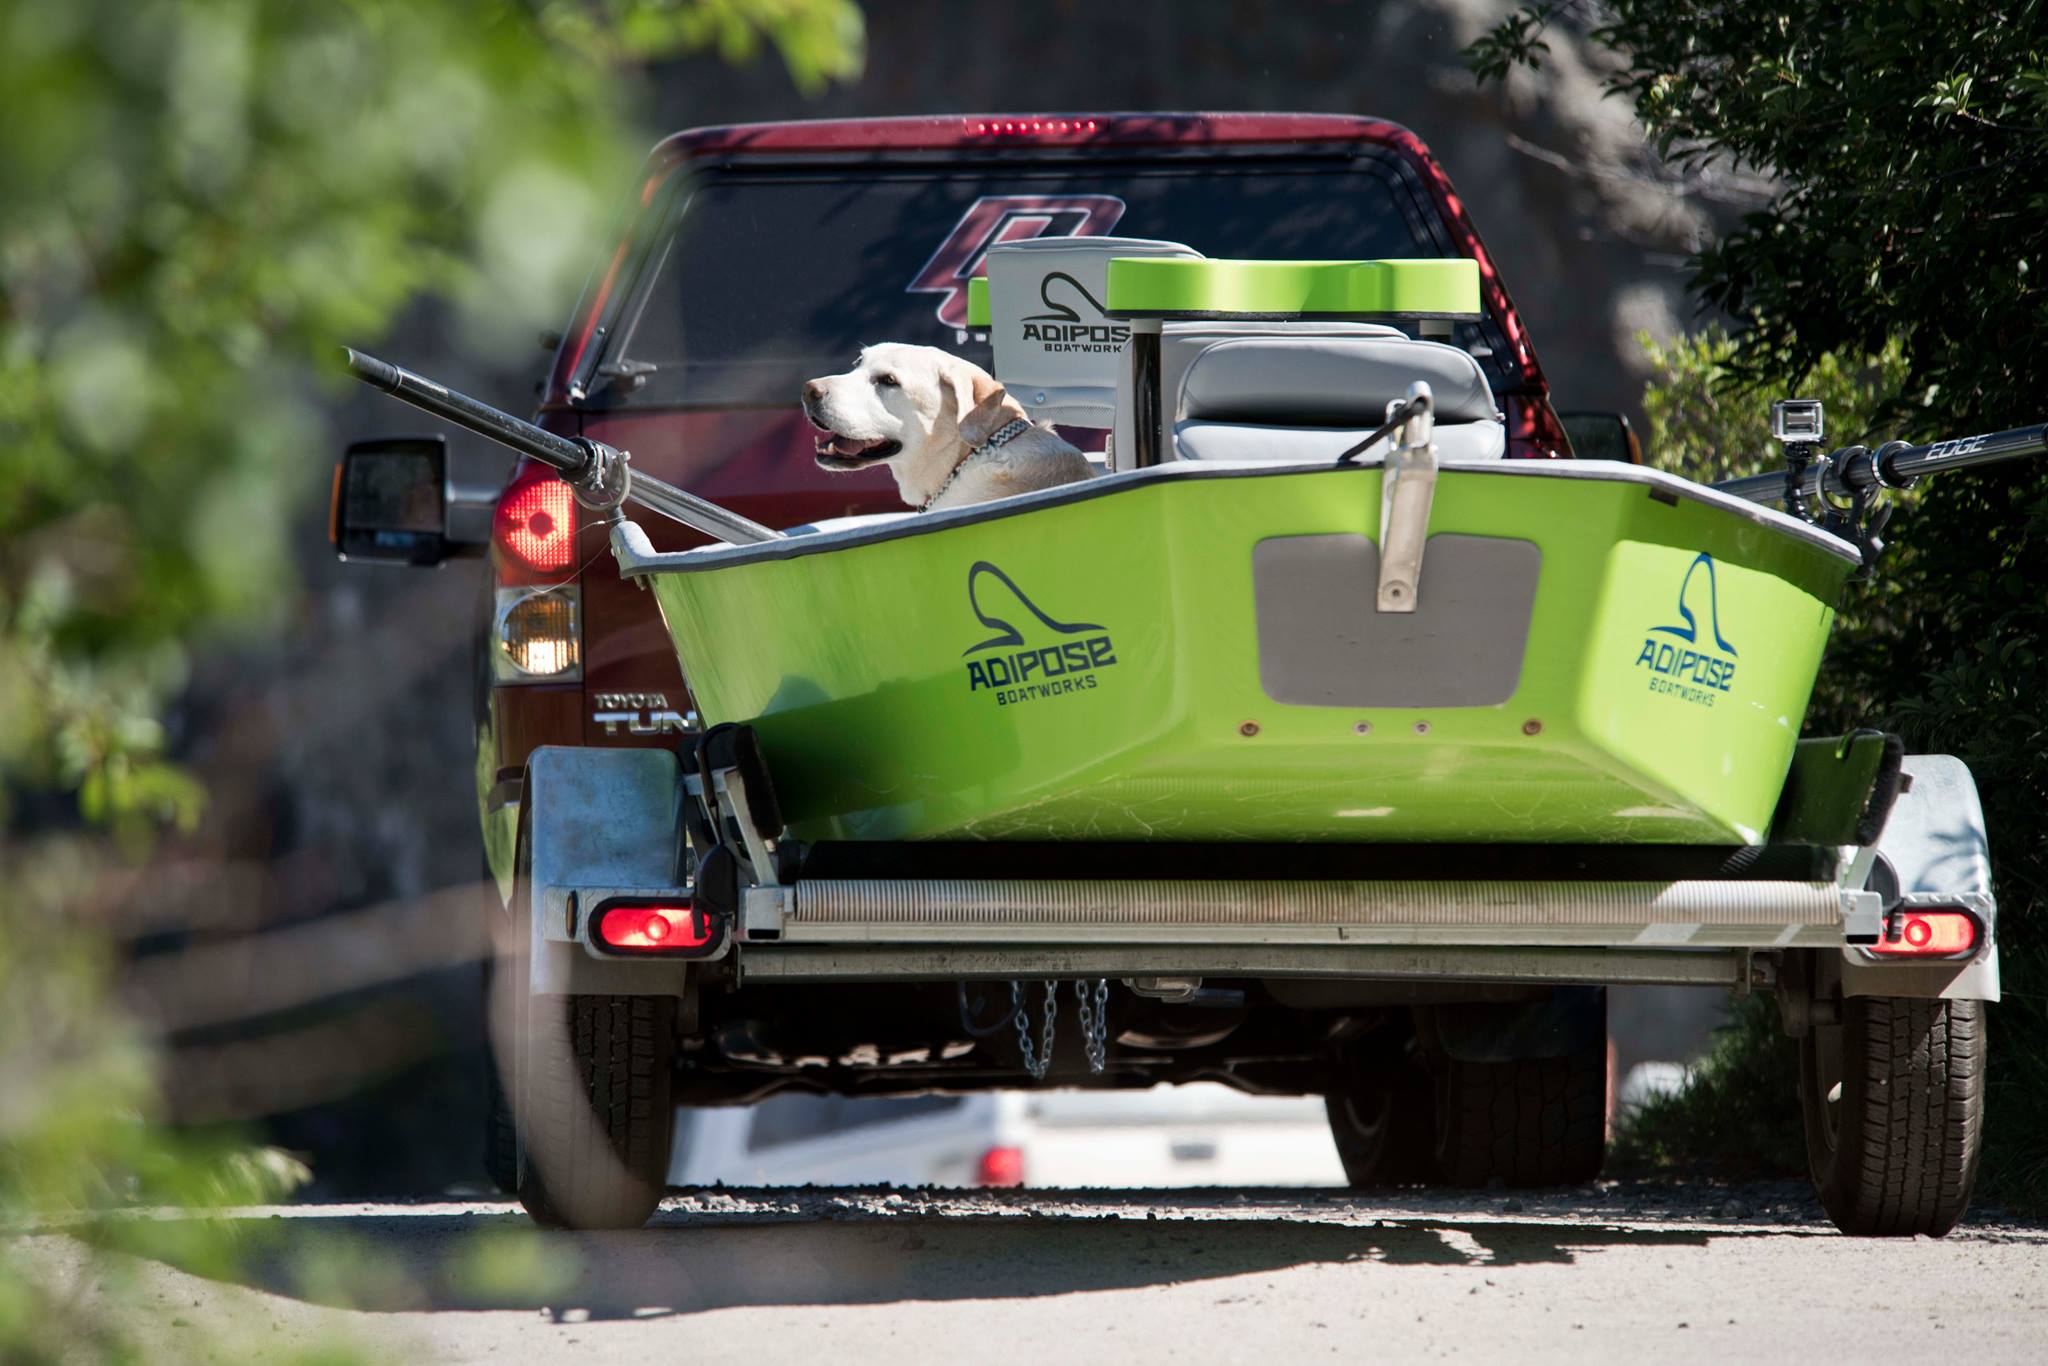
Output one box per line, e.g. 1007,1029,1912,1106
1252,533,1540,708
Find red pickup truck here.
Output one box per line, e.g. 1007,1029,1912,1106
342,113,1605,1226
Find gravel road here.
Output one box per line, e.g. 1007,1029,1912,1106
28,1183,2048,1363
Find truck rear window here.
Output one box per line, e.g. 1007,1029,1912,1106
594,153,1520,410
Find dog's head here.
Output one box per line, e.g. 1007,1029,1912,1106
801,344,1025,505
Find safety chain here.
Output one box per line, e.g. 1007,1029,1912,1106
1076,978,1111,1074
1010,979,1112,1078
1011,980,1057,1080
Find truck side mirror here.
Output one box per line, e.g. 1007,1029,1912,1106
1558,410,1642,464
331,436,460,565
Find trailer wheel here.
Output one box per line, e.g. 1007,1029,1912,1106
1800,994,1984,1237
517,992,676,1229
509,803,675,1230
1325,1071,1438,1187
1432,1039,1607,1187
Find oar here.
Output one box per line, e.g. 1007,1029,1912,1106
343,348,781,546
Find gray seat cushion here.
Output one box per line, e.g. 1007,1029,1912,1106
1175,419,1506,463
1178,336,1499,425
1169,334,1504,463
1111,321,1404,470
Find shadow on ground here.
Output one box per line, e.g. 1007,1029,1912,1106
123,1185,1861,1322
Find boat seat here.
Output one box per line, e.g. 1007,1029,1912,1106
979,236,1202,428
1109,321,1404,471
1172,335,1506,463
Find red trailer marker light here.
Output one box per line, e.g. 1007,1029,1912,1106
592,901,717,955
1870,910,1978,957
976,1145,1025,1187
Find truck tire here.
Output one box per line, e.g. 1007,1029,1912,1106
1325,1076,1438,1187
1432,1043,1607,1187
508,799,675,1229
1800,994,1984,1237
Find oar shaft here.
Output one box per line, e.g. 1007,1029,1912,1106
345,348,592,475
1715,423,2048,507
343,348,779,545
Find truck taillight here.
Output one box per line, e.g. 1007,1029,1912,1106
495,467,577,581
493,585,581,682
1870,910,1978,958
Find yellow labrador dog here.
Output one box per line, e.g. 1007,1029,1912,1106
802,343,1092,510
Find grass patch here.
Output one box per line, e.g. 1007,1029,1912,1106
1610,990,1805,1180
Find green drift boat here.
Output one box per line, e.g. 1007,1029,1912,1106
342,249,2037,854
617,457,1850,845
610,252,1855,845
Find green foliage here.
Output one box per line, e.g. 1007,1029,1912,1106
1610,991,1804,1179
0,0,862,830
1477,0,2048,1215
1463,2,1558,82
1470,2,2048,429
0,841,335,1363
0,1,863,1356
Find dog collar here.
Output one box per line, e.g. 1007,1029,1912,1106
921,417,1034,510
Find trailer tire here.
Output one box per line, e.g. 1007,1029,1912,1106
508,800,674,1230
517,992,676,1230
1432,1042,1607,1187
1800,994,1983,1237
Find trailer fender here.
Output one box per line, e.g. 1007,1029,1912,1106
1841,754,1999,1003
525,744,694,998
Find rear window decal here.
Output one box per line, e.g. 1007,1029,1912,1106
907,194,1127,330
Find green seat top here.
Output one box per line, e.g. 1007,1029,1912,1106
1104,257,1480,321
967,275,991,329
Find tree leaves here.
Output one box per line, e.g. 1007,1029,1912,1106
0,0,864,832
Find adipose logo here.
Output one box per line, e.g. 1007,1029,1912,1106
961,561,1118,706
1019,271,1129,354
1634,552,1738,707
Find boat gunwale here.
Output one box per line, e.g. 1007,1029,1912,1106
610,457,1864,576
